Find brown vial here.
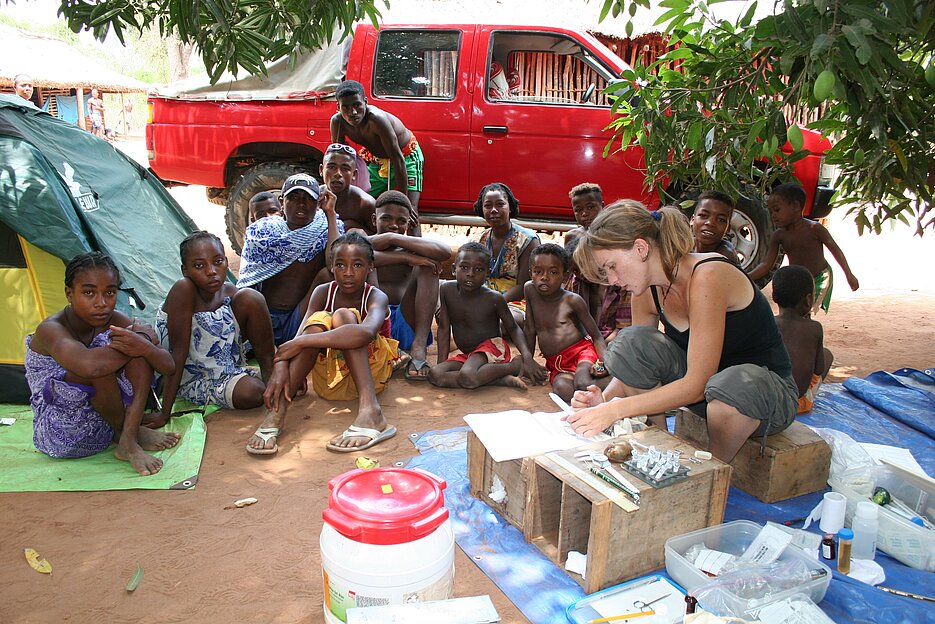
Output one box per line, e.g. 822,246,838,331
821,533,837,560
685,594,698,614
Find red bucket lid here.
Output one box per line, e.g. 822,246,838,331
322,467,449,545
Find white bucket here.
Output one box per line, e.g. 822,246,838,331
320,467,455,623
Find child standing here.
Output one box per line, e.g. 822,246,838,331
429,242,537,390
564,186,632,342
255,233,399,454
690,191,740,264
772,265,833,413
524,244,608,401
154,232,277,431
748,183,859,312
25,252,179,476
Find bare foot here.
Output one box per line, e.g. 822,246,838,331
137,426,181,451
495,375,528,391
142,412,170,429
247,410,283,453
327,405,388,450
114,442,164,476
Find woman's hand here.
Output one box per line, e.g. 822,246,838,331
108,325,154,357
263,361,292,412
563,402,617,438
570,384,604,409
274,337,306,362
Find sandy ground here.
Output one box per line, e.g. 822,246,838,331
1,143,933,622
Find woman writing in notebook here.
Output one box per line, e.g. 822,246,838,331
565,203,797,463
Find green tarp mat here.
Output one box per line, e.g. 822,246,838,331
0,405,207,492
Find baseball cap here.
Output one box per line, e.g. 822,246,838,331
282,173,321,199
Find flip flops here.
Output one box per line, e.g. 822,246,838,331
246,427,280,455
326,424,398,453
404,358,430,381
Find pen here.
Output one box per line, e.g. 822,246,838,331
879,586,935,602
782,517,808,526
589,466,641,504
550,392,574,414
589,610,654,623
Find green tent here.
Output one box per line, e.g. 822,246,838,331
0,94,200,402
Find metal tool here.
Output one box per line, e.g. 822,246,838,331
634,592,671,612
578,451,641,505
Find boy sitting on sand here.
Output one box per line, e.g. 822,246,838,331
428,242,536,390
252,233,399,454
369,191,450,380
772,265,833,413
524,244,608,401
749,183,859,312
690,191,740,264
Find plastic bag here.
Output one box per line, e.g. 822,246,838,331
810,427,876,481
692,557,827,618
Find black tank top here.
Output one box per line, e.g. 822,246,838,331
650,257,792,377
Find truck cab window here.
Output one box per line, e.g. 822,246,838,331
488,32,615,106
374,30,460,99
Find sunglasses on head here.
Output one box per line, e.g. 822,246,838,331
326,143,357,157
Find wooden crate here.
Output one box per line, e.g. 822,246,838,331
675,409,831,503
467,430,535,529
526,428,730,594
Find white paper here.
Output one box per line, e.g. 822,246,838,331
565,550,587,578
0,417,16,426
755,596,835,624
590,578,685,624
347,596,500,624
739,524,793,565
859,443,928,476
693,548,736,575
464,410,597,462
766,521,822,553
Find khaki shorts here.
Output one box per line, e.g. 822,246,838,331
604,326,798,437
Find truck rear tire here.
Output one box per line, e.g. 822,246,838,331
225,161,316,254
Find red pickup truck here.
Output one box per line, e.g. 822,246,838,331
146,22,835,267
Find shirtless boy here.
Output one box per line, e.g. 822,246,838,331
330,80,423,235
772,265,833,413
248,192,281,223
429,242,536,390
691,191,740,264
321,143,377,234
370,191,450,379
524,244,607,401
748,183,859,312
237,174,342,345
88,88,105,138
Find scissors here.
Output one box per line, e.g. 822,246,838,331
634,593,671,612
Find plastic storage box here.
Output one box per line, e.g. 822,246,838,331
829,463,935,571
664,520,832,615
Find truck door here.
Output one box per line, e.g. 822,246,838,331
470,29,650,222
362,27,473,212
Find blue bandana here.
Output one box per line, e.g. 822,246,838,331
236,214,344,288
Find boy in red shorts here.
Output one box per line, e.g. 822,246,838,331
524,244,608,401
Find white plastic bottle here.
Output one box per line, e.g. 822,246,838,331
851,501,879,560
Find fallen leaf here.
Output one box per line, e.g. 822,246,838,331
24,548,52,575
126,563,144,592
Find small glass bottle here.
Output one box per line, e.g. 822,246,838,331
821,532,836,560
685,595,698,614
837,528,854,575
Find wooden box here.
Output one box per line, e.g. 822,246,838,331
469,428,732,594
675,409,831,503
467,430,535,529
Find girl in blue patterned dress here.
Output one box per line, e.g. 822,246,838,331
25,252,179,476
154,232,277,440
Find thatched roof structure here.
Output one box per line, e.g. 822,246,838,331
0,26,149,93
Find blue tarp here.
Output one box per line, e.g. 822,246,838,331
407,368,935,624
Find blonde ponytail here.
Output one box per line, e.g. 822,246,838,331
573,201,693,283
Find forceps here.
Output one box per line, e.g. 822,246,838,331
634,593,671,612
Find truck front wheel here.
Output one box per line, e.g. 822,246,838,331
225,161,315,254
729,192,783,285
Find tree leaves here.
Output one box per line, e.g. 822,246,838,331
24,548,52,575
126,563,144,592
56,0,390,82
604,0,935,234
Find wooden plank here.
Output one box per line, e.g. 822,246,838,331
585,501,613,594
